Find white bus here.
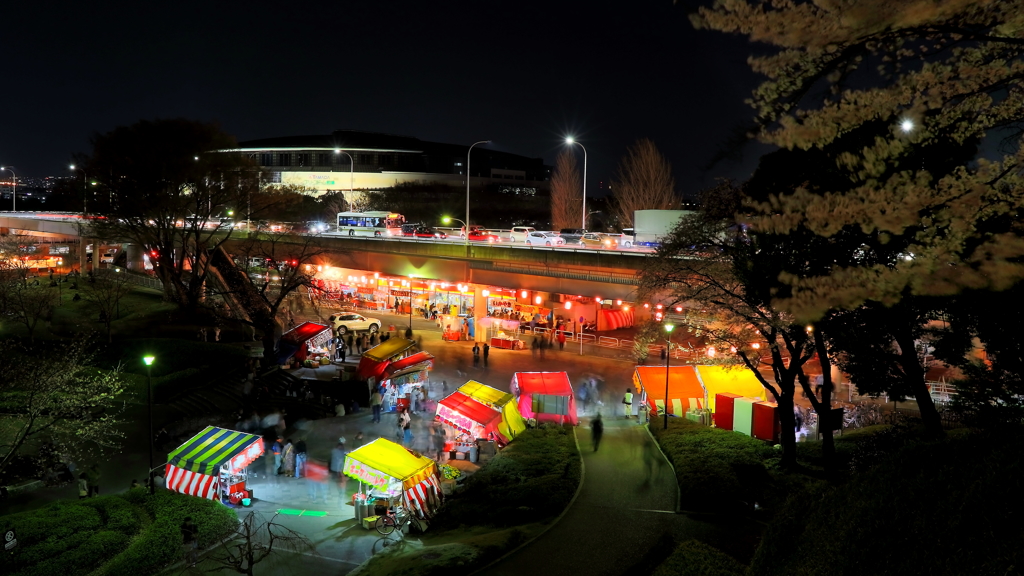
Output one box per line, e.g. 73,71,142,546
336,211,406,237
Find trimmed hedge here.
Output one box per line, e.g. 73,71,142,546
653,540,747,576
1,489,236,576
429,425,581,532
750,427,1024,576
650,419,782,512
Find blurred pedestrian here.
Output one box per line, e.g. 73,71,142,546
483,343,490,368
295,439,308,478
306,458,329,503
370,389,382,423
472,343,480,368
590,413,604,452
181,516,199,567
78,474,88,499
557,330,566,350
346,333,354,354
399,408,413,446
623,388,633,419
282,439,295,477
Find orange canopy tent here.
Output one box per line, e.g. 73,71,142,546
633,365,767,418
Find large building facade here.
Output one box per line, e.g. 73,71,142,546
224,130,550,198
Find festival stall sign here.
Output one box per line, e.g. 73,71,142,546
457,381,527,442
356,338,417,380
343,438,444,519
166,426,264,501
510,372,578,425
436,391,512,445
277,321,332,364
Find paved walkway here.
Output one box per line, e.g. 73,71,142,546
481,416,681,576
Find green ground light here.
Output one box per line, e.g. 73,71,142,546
276,509,329,517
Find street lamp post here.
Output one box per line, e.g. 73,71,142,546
1,166,16,212
70,164,88,214
564,138,588,230
143,355,156,493
664,324,674,430
334,149,355,211
465,141,491,251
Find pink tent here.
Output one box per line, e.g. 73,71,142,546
510,372,577,425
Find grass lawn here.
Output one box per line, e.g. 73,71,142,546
347,425,582,576
0,489,237,576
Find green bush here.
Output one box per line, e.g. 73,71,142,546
750,427,1024,575
651,419,781,512
430,425,581,533
653,540,747,576
99,519,179,576
80,494,140,535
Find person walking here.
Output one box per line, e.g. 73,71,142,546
346,333,354,355
330,438,347,498
271,438,283,475
78,473,89,499
181,516,199,567
305,458,329,503
400,409,413,446
623,388,634,419
282,439,296,477
579,384,589,415
338,343,347,363
557,330,566,351
590,413,604,452
531,337,539,359
483,343,490,368
294,439,308,478
356,335,364,355
370,388,383,423
85,464,101,497
472,343,480,368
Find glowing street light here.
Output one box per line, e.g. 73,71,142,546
0,166,17,211
564,137,588,230
333,149,356,210
900,119,915,133
465,140,491,252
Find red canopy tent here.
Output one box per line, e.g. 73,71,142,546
277,321,332,364
435,391,509,445
511,372,577,425
382,351,434,381
355,338,417,381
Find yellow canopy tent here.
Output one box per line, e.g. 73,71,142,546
694,366,767,412
457,380,527,443
343,438,442,517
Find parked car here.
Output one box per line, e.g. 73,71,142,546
558,228,587,245
508,226,537,242
100,249,117,264
328,312,382,335
525,231,565,246
466,229,502,242
579,232,620,249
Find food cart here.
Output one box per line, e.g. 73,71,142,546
633,365,767,420
277,321,333,366
380,351,435,412
355,338,417,382
344,438,444,524
435,391,509,455
457,381,527,444
165,426,264,505
511,372,578,425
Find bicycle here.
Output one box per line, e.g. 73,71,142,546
375,507,412,536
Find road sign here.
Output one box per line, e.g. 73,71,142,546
578,316,584,323
4,528,16,551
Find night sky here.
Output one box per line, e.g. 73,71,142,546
4,0,767,195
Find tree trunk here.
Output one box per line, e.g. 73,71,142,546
894,331,944,437
813,330,836,473
776,389,797,468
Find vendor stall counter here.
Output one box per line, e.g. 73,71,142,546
165,426,264,504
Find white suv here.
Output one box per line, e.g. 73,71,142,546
328,312,382,335
525,231,565,246
508,226,536,242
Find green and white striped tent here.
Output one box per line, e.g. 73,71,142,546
165,426,264,500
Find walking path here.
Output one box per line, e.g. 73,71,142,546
480,416,684,576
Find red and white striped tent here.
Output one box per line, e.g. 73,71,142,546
343,438,443,519
165,426,264,501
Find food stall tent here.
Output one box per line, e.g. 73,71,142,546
380,351,435,412
277,321,333,365
355,338,417,381
165,426,264,503
633,365,767,419
511,372,578,426
343,438,443,521
436,391,509,447
457,380,527,442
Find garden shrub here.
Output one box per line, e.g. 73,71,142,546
429,425,581,533
653,540,747,576
651,419,779,512
80,494,140,535
750,427,1024,575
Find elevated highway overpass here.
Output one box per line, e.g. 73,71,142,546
0,212,648,300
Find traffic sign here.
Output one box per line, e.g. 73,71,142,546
4,528,16,551
578,316,584,323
